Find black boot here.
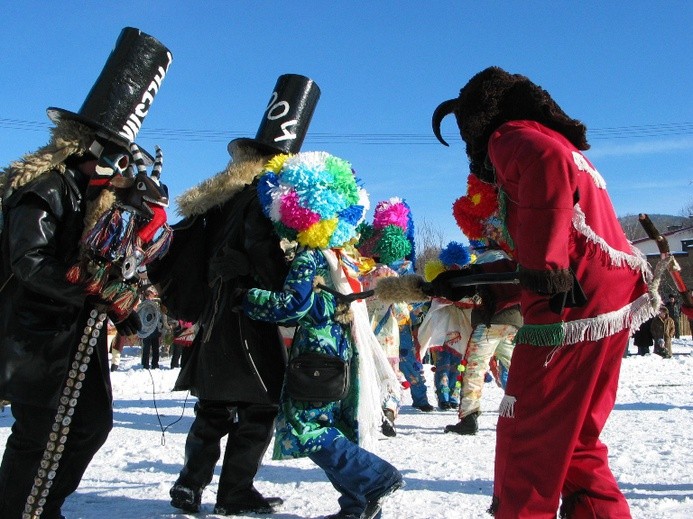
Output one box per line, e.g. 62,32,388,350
170,483,202,513
214,487,283,515
444,412,479,435
381,409,396,437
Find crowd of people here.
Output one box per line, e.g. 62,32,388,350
1,27,690,519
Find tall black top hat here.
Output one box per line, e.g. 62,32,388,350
47,27,173,151
228,74,321,157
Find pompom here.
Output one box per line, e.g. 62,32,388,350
424,259,446,282
373,197,410,230
439,241,471,268
373,225,412,265
257,151,368,249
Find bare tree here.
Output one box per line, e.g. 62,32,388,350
414,218,445,276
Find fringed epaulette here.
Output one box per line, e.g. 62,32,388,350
518,266,573,294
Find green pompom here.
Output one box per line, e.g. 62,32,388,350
375,225,412,265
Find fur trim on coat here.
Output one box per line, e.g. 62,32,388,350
175,155,267,218
1,121,94,197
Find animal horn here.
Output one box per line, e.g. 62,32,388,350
432,98,458,147
129,143,147,175
152,146,163,180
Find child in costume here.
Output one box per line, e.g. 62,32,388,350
441,177,522,435
243,151,403,519
359,198,433,425
417,242,477,410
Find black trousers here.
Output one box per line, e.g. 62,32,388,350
175,400,277,506
0,362,112,519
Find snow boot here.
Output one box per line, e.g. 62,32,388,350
170,483,202,513
362,477,405,519
381,409,396,437
444,411,479,435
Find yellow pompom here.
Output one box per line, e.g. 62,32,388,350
424,259,446,282
264,153,290,173
298,219,338,249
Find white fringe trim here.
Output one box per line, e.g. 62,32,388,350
561,292,656,346
572,204,652,282
573,151,607,189
499,395,516,418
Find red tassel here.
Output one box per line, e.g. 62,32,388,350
66,263,85,285
84,263,109,295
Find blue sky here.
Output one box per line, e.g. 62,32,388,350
2,1,691,244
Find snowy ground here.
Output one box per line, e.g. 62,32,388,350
1,338,691,519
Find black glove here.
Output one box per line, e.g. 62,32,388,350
422,269,477,301
208,245,251,285
111,311,142,336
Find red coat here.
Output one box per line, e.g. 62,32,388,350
488,120,653,344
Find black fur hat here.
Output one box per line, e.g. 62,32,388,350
432,66,589,179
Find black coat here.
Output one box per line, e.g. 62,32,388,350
0,167,110,408
151,182,289,404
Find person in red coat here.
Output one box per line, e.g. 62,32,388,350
431,67,657,519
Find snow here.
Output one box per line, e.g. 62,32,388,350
1,339,692,519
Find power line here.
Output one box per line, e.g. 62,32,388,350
0,117,691,144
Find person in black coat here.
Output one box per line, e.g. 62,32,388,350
0,28,171,518
149,74,320,516
632,317,654,355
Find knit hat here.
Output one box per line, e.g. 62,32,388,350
256,151,369,249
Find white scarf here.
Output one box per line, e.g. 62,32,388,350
322,249,402,449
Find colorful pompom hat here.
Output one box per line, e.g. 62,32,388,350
357,197,415,266
423,241,472,282
47,27,172,161
257,151,369,249
228,74,321,158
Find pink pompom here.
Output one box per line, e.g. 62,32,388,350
279,191,321,231
373,199,410,230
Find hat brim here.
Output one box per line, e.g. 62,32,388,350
227,138,286,158
47,107,154,164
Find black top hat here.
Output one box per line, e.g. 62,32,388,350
228,74,321,157
47,27,172,153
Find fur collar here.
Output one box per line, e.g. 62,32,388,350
175,156,266,218
1,121,93,197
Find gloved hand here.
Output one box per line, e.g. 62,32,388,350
110,311,142,336
422,269,477,301
208,245,251,285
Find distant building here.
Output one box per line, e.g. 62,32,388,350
631,224,693,255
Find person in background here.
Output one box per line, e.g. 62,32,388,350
650,306,674,359
140,287,162,370
632,317,654,356
170,320,195,369
664,294,681,339
0,27,171,518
